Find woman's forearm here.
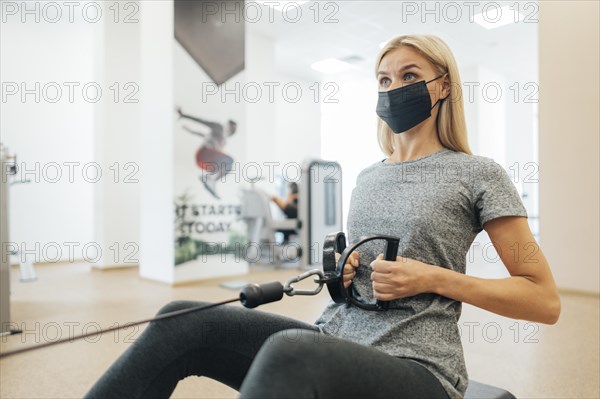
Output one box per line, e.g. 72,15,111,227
271,196,286,211
429,267,561,324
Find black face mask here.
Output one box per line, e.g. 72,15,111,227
376,74,445,134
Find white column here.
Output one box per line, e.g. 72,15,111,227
245,31,321,185
539,0,599,294
93,1,141,269
138,0,175,283
462,66,506,166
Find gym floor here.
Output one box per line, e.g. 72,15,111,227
0,262,598,399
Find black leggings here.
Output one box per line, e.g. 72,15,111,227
84,301,449,399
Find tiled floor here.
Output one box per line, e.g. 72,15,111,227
0,262,598,398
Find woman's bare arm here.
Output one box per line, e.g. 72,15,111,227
371,216,561,324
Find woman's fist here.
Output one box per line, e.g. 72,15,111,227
370,254,433,300
335,251,360,288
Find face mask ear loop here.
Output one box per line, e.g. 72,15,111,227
433,88,447,137
428,72,449,110
426,74,445,85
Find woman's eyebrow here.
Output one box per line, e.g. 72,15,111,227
377,63,421,76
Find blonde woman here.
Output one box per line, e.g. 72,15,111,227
85,35,560,399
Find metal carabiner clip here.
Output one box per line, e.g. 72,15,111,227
283,269,326,296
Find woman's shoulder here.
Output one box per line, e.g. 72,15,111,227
438,149,507,180
354,150,504,183
439,148,496,165
355,160,386,179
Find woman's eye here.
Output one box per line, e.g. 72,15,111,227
379,77,391,87
403,72,416,81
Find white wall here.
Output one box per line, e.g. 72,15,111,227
245,31,321,192
321,78,381,229
0,1,142,268
464,67,507,167
1,5,95,264
539,1,600,294
273,74,322,166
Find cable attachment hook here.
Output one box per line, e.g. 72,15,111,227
283,269,326,296
239,269,326,309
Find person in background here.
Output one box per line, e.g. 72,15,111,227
270,181,299,243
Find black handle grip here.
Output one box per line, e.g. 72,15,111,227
239,282,284,308
384,240,399,261
336,234,347,253
377,239,400,310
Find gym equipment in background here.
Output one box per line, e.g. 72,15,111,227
0,144,17,335
239,186,301,268
298,159,343,269
239,159,343,269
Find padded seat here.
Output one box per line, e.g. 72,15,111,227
465,380,516,399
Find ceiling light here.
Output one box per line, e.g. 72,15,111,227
474,5,524,30
310,58,352,74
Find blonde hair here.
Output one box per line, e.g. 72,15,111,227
375,34,472,155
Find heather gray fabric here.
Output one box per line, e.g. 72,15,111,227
315,147,528,399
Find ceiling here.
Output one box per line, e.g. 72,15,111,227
247,0,538,83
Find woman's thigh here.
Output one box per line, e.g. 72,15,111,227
239,328,449,399
85,301,319,399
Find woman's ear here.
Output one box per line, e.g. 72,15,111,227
441,74,451,101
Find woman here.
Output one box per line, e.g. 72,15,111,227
85,35,560,399
270,182,299,219
270,181,299,243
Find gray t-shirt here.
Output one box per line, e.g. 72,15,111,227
315,147,528,399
